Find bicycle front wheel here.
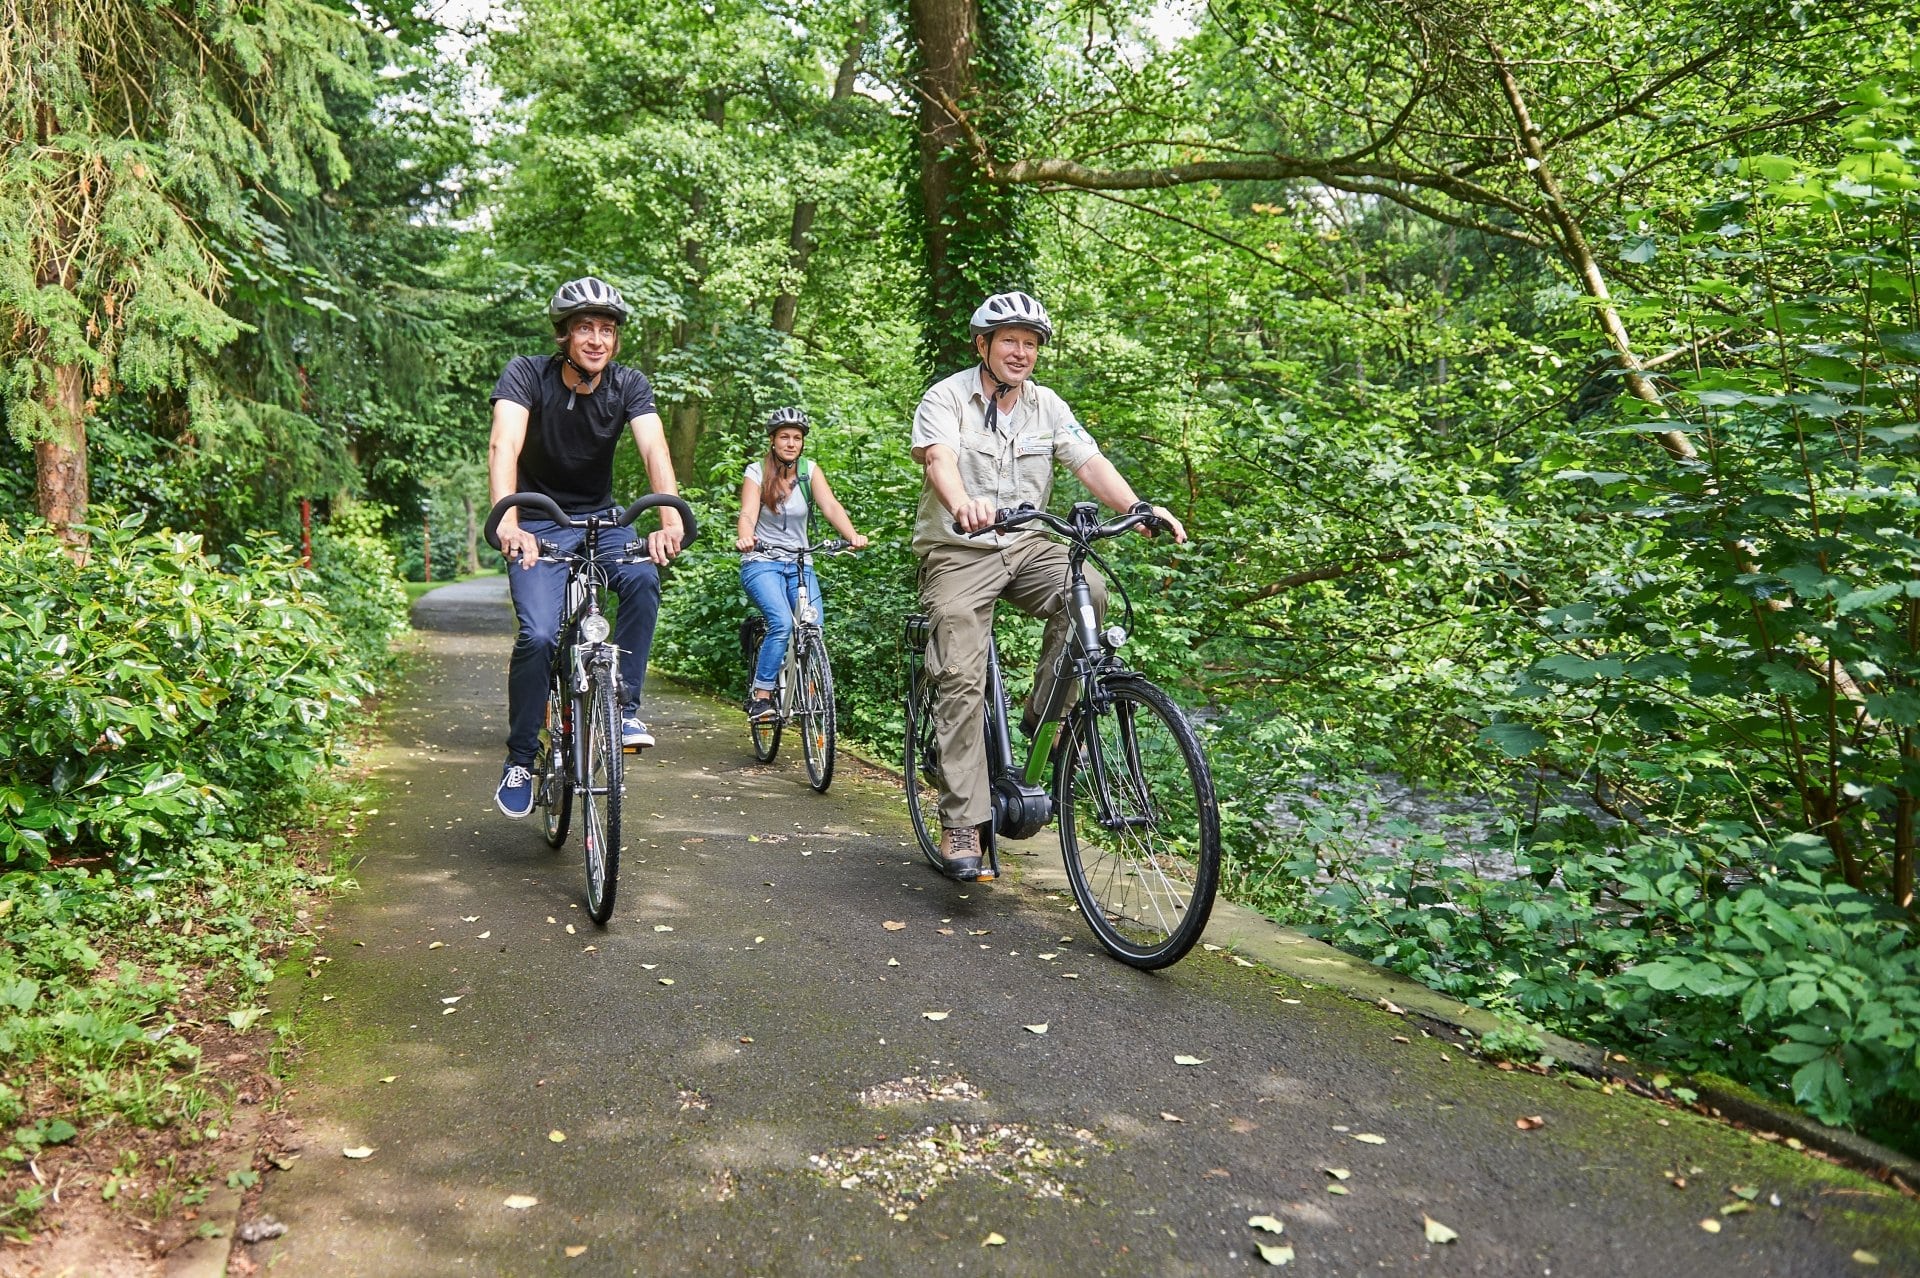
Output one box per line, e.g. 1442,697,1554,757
538,678,573,848
580,670,623,925
1057,675,1220,969
798,632,836,792
903,655,943,869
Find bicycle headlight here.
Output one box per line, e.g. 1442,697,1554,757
580,614,611,644
1102,625,1129,650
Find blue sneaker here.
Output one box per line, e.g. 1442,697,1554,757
621,711,655,749
495,762,534,818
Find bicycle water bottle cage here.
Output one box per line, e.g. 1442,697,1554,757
992,775,1053,841
904,614,931,654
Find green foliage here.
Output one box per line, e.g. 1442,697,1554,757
0,511,381,869
309,503,410,664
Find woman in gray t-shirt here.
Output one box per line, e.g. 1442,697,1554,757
735,408,868,719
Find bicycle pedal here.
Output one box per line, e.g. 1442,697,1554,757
974,869,997,884
623,743,647,754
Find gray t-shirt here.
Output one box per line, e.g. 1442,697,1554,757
743,460,812,561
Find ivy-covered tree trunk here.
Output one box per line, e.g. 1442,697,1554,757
772,22,868,336
904,0,1035,373
35,364,89,538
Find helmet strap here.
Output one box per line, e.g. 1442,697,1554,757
561,355,602,410
981,363,1019,433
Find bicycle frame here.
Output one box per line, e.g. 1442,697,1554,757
747,539,843,724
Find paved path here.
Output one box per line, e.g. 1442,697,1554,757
254,578,1917,1275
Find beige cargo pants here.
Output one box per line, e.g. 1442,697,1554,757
918,536,1108,829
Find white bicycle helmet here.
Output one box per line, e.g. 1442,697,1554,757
766,407,810,436
548,277,632,331
969,291,1052,343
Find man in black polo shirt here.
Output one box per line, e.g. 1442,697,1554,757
488,277,687,817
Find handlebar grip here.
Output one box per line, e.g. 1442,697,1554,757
484,492,571,550
617,493,700,549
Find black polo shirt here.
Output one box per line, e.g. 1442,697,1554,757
490,355,657,513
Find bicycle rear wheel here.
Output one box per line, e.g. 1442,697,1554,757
1057,675,1220,969
581,669,623,925
903,655,943,869
798,632,836,792
743,616,783,762
538,679,572,848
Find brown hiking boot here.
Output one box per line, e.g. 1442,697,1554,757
938,825,984,882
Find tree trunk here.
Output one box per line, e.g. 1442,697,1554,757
35,362,90,549
772,22,867,336
905,0,1033,372
462,492,481,576
669,401,702,482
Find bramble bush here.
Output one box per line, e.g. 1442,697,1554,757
0,511,398,869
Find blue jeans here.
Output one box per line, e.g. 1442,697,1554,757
505,515,661,763
740,558,821,691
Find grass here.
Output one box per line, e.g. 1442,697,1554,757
0,780,366,1240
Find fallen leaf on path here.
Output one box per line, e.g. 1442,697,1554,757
1173,1055,1207,1066
269,1154,299,1170
887,958,899,967
1515,1115,1545,1130
1422,1215,1458,1244
1247,1214,1284,1234
1699,1218,1722,1233
936,927,955,936
442,996,462,1005
547,916,557,924
1391,1035,1411,1044
739,1036,753,1043
565,924,576,935
379,1075,396,1084
1256,1242,1294,1265
342,1147,373,1159
923,1011,950,1021
1378,998,1406,1015
883,920,907,931
1061,973,1080,979
477,931,491,939
641,964,658,970
462,916,479,923
1232,957,1254,968
503,1194,538,1210
427,942,445,950
1279,998,1301,1004
1039,953,1057,961
1160,1112,1184,1122
754,936,765,944
1720,1201,1751,1216
1854,1250,1879,1265
1024,1023,1049,1035
982,1233,1006,1247
1730,1185,1759,1200
654,925,674,933
1324,1168,1351,1180
548,1130,566,1143
565,1246,587,1258
658,978,675,986
582,945,597,953
1229,1117,1259,1134
442,1007,457,1015
968,929,991,936
320,994,334,1002
1327,1184,1349,1195
1351,1133,1387,1145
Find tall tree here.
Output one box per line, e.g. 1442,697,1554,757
903,0,1038,370
0,0,364,539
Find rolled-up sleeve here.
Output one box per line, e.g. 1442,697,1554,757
1046,390,1101,471
912,381,964,456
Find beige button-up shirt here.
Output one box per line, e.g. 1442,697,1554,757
910,366,1102,555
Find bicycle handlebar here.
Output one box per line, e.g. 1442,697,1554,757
746,537,853,558
484,492,701,552
953,501,1166,541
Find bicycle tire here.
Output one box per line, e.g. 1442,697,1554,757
581,670,623,925
798,631,836,792
1057,675,1220,969
539,678,573,848
903,655,944,869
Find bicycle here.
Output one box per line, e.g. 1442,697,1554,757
901,501,1220,969
484,491,700,924
738,537,853,792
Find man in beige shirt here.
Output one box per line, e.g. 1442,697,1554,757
910,291,1187,880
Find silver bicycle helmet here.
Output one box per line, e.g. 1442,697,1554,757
766,406,811,436
969,291,1052,343
548,277,632,331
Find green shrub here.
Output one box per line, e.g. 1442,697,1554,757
1284,820,1920,1151
0,512,378,868
309,503,409,666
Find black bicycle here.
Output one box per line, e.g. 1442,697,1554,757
738,538,854,791
901,501,1221,969
484,491,699,924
